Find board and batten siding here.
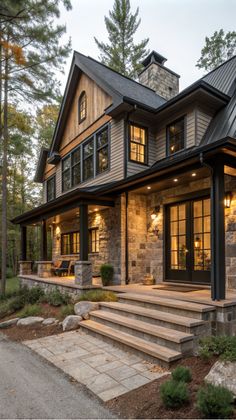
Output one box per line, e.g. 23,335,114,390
126,129,156,177
53,117,124,197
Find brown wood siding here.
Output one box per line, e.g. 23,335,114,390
60,73,112,150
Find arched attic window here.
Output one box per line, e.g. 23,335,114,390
78,91,87,123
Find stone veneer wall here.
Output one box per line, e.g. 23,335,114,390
51,196,123,285
139,63,179,100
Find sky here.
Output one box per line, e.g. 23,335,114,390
58,0,236,92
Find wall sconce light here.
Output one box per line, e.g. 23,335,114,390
194,236,201,249
224,192,232,208
151,206,160,220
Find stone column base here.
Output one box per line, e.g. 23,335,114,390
75,261,92,286
36,261,53,278
19,261,32,275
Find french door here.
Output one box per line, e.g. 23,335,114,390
165,197,211,284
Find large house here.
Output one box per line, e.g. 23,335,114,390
13,50,236,304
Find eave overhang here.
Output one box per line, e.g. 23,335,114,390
34,148,49,183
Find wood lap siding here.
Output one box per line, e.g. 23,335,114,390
196,108,213,145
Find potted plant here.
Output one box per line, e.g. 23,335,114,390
100,264,114,286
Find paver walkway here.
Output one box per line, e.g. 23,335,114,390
24,330,169,401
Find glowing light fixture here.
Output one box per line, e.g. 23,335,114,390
173,178,178,182
224,192,232,208
94,208,98,212
151,205,160,220
194,236,201,249
191,173,196,177
147,186,151,190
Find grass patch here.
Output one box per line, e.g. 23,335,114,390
18,304,42,318
76,290,118,302
60,304,74,319
6,277,20,295
199,336,236,362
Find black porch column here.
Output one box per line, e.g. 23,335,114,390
40,219,47,261
211,162,225,300
79,204,89,261
20,225,27,260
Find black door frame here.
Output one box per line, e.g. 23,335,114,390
164,191,211,284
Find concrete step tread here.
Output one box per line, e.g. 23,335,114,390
91,310,194,343
117,293,215,313
80,319,182,363
100,302,205,328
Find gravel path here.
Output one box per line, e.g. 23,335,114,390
0,334,114,419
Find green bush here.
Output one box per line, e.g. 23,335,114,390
100,264,114,286
172,366,192,383
60,304,74,318
76,290,117,302
42,289,71,307
18,304,42,318
196,384,234,419
160,379,189,409
199,336,236,362
6,268,14,279
0,301,12,318
26,286,45,304
8,295,26,312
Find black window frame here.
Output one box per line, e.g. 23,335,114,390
96,126,110,175
46,175,56,202
166,116,186,156
61,154,71,193
78,91,87,124
89,228,99,253
83,136,94,181
61,231,80,255
128,122,148,165
71,146,81,187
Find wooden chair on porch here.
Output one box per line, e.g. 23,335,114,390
53,260,71,277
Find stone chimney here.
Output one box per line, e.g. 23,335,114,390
139,51,180,100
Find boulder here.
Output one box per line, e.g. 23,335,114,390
0,318,19,329
42,318,58,326
205,360,236,395
17,317,44,327
62,315,82,331
74,301,99,319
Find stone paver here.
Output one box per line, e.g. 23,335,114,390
24,330,169,402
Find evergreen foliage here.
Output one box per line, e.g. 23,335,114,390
94,0,149,78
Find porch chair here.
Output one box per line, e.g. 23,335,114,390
53,260,71,277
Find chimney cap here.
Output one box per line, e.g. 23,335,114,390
142,50,167,67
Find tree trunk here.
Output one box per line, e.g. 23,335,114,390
1,39,9,295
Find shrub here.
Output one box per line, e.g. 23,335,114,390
6,268,14,279
172,366,192,383
60,304,75,318
76,290,117,302
199,336,236,362
18,304,42,318
160,379,189,409
8,295,26,312
24,286,45,304
43,289,71,307
100,264,114,286
196,384,234,419
0,301,12,318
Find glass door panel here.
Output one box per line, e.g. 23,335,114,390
193,198,211,272
169,203,187,275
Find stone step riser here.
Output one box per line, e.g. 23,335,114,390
90,314,193,355
79,325,178,368
118,298,213,321
100,304,210,336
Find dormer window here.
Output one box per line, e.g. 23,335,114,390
167,117,185,155
78,91,86,123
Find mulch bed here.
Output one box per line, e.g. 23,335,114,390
106,356,218,419
2,323,63,341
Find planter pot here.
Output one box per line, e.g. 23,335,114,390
143,274,155,286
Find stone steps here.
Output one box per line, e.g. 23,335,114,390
117,293,215,320
100,302,208,335
90,310,194,354
79,319,182,367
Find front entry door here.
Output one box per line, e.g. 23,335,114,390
166,197,211,284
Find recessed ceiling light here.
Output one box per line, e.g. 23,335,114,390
192,173,196,177
173,178,178,182
94,208,98,211
147,186,151,190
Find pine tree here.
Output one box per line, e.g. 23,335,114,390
197,29,236,71
94,0,149,78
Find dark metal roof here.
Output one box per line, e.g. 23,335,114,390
203,56,236,96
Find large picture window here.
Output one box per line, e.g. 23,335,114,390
167,117,185,155
83,138,94,181
62,155,71,192
96,126,109,175
89,228,99,253
46,176,55,202
78,91,86,123
129,123,147,164
61,231,80,255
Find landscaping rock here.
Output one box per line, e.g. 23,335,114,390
205,360,236,395
62,315,82,331
17,317,44,327
74,301,99,319
0,318,19,329
42,318,58,326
